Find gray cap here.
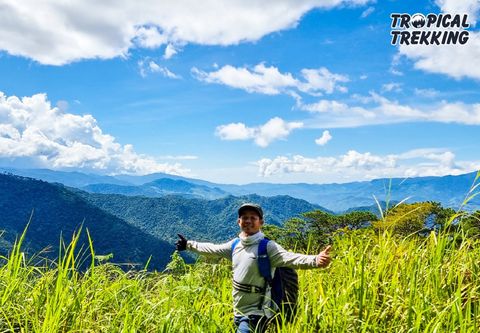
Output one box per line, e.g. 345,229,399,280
238,203,263,219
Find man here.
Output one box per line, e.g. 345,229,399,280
176,203,332,333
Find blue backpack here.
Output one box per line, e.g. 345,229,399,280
231,238,299,322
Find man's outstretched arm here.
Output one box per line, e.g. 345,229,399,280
268,241,332,269
176,234,233,259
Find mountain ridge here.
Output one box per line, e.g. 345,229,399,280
2,167,479,212
0,173,328,269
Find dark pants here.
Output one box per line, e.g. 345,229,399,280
234,315,269,333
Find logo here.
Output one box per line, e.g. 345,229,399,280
391,13,470,45
411,14,426,28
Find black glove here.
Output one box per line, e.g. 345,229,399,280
176,234,188,251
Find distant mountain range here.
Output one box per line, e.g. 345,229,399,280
0,172,325,270
2,167,479,212
2,167,478,270
83,178,229,200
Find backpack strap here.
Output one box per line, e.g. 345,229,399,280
257,238,272,310
231,238,240,255
257,238,272,283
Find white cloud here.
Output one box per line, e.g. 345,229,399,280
299,68,349,94
382,82,402,92
315,130,332,145
192,64,298,95
164,43,178,59
0,0,373,65
414,88,440,98
436,0,480,24
135,26,168,48
361,6,375,18
158,155,199,160
139,59,180,78
399,32,480,80
215,122,255,140
397,1,480,80
0,91,189,176
193,63,348,96
432,101,480,124
256,149,480,180
389,53,404,76
215,117,303,147
298,98,375,119
297,93,480,128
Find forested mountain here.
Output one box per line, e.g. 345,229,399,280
77,192,327,244
0,173,174,270
82,178,229,200
0,173,327,269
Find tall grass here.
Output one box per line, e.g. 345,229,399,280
1,225,478,332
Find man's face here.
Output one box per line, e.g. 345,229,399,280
237,209,263,236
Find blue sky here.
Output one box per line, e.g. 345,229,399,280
0,0,479,184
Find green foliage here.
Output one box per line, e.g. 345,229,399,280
372,201,456,236
78,192,325,245
264,210,377,252
461,210,480,238
165,251,187,275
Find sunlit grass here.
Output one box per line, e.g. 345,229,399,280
0,222,479,332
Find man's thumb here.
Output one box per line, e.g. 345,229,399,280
178,234,186,241
323,245,332,254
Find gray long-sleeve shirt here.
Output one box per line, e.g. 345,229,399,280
187,232,318,317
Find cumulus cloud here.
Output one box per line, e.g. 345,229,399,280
193,63,348,96
256,149,480,180
0,0,372,65
397,0,480,80
299,68,349,94
436,0,480,24
215,117,303,147
399,33,480,80
315,130,332,146
297,92,480,128
0,91,189,175
192,64,298,95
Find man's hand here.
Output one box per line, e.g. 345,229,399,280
316,245,332,268
176,234,188,251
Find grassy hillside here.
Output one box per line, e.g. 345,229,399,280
0,226,478,332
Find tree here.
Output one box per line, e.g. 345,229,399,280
264,210,377,252
372,201,456,236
